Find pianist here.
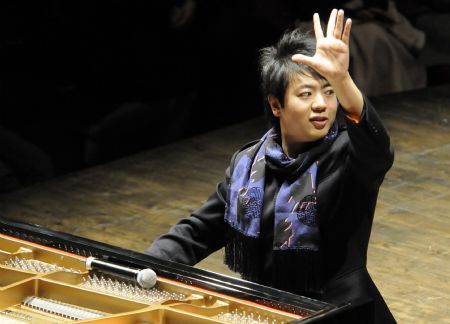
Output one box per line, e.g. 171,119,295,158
147,9,396,324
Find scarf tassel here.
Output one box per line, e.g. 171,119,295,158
225,225,324,298
224,225,261,282
272,249,324,298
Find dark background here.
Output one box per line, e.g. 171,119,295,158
1,0,449,192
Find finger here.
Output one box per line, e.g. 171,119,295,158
313,13,324,40
326,9,338,37
342,18,352,45
334,9,344,39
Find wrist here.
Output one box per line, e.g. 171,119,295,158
328,71,352,87
330,73,364,116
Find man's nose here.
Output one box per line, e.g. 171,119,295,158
311,93,327,111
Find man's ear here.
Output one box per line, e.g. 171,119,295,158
267,95,282,117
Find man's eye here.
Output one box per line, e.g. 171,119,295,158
325,89,335,96
299,92,312,98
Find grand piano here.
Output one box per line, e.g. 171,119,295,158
0,217,371,323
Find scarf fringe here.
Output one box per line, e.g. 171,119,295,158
225,224,324,297
272,249,324,297
224,224,261,282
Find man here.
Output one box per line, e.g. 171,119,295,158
147,9,396,323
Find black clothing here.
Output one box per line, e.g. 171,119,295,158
147,97,396,323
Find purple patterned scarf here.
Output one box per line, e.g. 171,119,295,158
224,124,338,294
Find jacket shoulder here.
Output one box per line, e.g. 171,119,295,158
229,139,262,170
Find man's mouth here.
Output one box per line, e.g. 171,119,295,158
309,116,328,129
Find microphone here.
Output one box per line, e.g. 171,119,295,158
85,257,157,289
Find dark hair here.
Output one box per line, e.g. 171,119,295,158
259,28,322,128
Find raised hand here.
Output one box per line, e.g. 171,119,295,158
292,9,352,84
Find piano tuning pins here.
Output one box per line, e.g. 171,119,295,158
0,309,34,323
217,310,283,324
2,257,81,274
78,274,186,303
21,296,105,321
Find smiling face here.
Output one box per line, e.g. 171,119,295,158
268,73,338,157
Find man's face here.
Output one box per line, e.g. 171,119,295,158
272,73,338,148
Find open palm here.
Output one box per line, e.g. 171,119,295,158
292,9,352,83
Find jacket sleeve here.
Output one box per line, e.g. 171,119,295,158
145,167,230,266
343,96,395,184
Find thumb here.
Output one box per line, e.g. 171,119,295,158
292,54,315,67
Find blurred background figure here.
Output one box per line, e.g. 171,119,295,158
396,0,450,86
344,0,427,96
